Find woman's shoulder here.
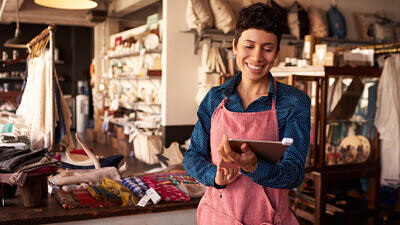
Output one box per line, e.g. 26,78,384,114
276,81,311,104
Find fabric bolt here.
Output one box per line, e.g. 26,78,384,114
195,79,301,225
183,72,311,189
141,175,190,202
121,177,149,198
375,54,400,187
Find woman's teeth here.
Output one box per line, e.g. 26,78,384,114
247,64,263,70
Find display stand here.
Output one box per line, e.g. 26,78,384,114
271,66,382,225
0,25,58,208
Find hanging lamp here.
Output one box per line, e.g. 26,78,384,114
34,0,98,10
4,0,27,48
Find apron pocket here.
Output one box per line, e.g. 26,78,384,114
197,203,243,225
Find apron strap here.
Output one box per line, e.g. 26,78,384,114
271,78,277,111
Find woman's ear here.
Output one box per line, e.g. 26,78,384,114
232,39,237,55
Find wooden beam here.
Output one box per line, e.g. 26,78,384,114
1,12,94,27
108,0,159,17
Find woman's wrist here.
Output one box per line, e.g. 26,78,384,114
241,161,257,173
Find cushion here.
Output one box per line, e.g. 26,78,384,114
327,5,347,39
210,0,237,34
308,6,328,38
186,0,214,33
287,1,310,39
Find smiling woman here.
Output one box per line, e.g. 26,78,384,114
183,3,311,225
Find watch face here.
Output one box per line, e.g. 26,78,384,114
144,33,159,50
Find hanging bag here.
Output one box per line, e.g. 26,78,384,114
327,5,347,39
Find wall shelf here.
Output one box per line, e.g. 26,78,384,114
106,49,162,59
183,29,380,54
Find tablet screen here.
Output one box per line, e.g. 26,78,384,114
228,139,290,163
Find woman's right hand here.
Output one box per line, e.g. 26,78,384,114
215,162,241,186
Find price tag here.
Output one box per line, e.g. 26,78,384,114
146,188,161,204
137,194,151,207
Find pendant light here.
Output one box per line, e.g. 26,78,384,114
4,0,27,48
34,0,98,10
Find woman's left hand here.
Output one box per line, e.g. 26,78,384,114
218,135,258,173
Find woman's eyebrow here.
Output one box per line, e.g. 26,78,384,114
244,40,275,46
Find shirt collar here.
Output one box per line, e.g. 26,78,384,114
222,72,276,101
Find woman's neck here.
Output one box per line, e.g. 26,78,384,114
237,74,270,111
238,74,270,98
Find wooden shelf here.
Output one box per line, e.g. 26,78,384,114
106,49,162,59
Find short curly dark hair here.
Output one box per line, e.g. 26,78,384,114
234,3,283,50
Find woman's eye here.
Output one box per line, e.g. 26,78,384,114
264,48,273,52
245,45,253,49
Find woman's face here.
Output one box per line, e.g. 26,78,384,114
233,29,278,81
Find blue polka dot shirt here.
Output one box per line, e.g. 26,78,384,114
183,72,311,189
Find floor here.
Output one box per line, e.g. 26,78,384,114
75,133,400,225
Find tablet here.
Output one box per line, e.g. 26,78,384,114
228,138,292,163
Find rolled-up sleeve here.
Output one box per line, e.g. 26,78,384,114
183,89,220,188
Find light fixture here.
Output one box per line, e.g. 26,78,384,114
34,0,98,10
4,0,27,48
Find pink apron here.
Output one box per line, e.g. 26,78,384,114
197,80,299,225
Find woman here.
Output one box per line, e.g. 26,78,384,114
183,3,310,225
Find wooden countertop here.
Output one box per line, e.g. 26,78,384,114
0,195,200,225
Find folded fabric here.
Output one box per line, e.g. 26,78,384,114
121,176,149,198
101,177,135,206
141,175,190,202
169,173,205,198
60,155,123,170
149,173,173,185
54,188,105,209
50,167,121,186
0,148,46,172
169,173,199,184
176,183,206,198
87,185,122,206
0,147,31,162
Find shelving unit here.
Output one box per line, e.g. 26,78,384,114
183,29,379,54
271,66,382,225
106,49,162,59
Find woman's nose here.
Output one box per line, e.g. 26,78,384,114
251,48,263,61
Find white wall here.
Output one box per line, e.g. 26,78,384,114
162,0,201,126
162,0,400,126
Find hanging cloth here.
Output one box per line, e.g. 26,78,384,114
375,54,400,188
17,50,54,150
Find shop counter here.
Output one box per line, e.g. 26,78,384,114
0,195,200,225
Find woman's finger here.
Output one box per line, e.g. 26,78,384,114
222,135,239,162
218,145,232,163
